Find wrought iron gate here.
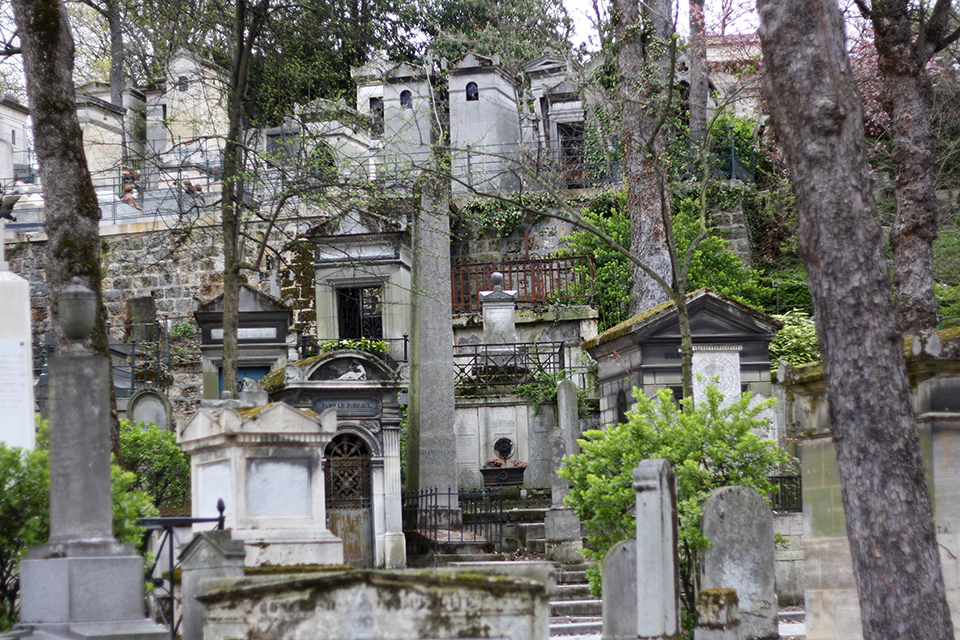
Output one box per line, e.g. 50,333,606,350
325,433,374,567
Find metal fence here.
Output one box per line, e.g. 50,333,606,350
402,487,504,562
677,126,756,183
451,256,595,314
453,341,567,394
769,475,802,512
299,335,409,364
139,500,226,639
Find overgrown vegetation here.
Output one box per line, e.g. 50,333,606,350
118,419,191,509
558,385,792,629
769,310,821,366
320,338,390,355
514,369,593,418
0,421,157,630
463,194,552,238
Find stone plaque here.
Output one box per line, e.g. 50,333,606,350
692,344,742,407
246,459,310,517
198,461,232,519
0,338,33,447
211,327,277,341
313,396,381,417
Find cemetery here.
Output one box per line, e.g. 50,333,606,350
1,19,960,640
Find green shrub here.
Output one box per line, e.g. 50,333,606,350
769,310,820,366
0,421,157,630
118,419,191,509
558,385,791,628
320,338,390,355
170,321,195,340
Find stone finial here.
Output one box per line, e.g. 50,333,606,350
491,271,504,291
59,277,97,353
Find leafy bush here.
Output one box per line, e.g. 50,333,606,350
558,385,791,628
0,421,157,630
170,321,196,340
118,419,191,509
320,338,390,355
769,310,820,366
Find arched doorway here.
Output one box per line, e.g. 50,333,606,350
324,433,374,567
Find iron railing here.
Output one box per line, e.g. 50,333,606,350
453,341,567,394
677,126,756,183
769,475,802,512
299,335,409,364
139,500,226,640
402,487,504,562
451,256,595,314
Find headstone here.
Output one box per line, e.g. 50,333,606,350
128,296,158,343
18,280,166,640
695,589,741,640
0,219,35,449
692,344,742,408
128,388,173,430
633,458,680,639
180,530,246,640
700,486,777,640
545,379,584,563
480,271,519,344
602,540,637,640
408,164,458,511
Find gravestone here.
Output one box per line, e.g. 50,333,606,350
634,458,680,639
128,296,158,343
700,486,777,640
128,388,173,430
0,219,35,449
180,530,246,640
544,379,583,563
17,280,166,640
480,271,518,345
408,165,458,510
602,540,637,640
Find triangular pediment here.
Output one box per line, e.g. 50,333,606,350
196,284,290,314
523,54,567,76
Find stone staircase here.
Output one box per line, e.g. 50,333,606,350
549,564,602,636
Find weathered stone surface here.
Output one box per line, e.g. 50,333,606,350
700,486,776,640
197,570,550,640
633,459,680,639
695,588,740,640
180,530,247,640
602,540,636,640
0,235,35,449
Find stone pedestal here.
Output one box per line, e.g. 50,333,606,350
16,348,165,640
180,530,246,640
545,380,583,564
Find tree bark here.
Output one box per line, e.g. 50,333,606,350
687,0,708,136
614,0,673,315
220,0,269,399
868,0,941,334
758,1,953,638
12,0,121,459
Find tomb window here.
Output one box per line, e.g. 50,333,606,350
369,97,384,136
178,75,189,92
466,82,479,102
337,285,383,340
400,90,413,109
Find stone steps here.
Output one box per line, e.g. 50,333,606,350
551,599,602,617
549,562,601,637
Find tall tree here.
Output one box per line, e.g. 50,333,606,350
11,0,122,458
757,1,953,638
855,0,960,334
613,0,675,315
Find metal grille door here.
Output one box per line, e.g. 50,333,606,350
325,434,374,566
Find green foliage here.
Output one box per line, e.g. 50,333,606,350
555,187,773,331
118,419,191,509
558,385,791,625
0,421,157,630
320,338,390,355
934,227,960,328
464,194,552,238
171,321,196,340
769,310,821,366
515,369,592,418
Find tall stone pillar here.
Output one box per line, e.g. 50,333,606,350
634,458,680,640
544,380,584,564
0,219,35,449
408,162,459,511
17,280,166,640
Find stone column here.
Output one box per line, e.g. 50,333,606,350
544,379,583,564
408,163,459,512
18,280,166,639
0,219,36,449
382,425,406,568
633,458,680,640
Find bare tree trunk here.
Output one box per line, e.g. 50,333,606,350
614,0,673,315
758,1,953,638
106,0,123,106
13,0,121,459
867,0,946,334
220,0,269,399
687,0,708,136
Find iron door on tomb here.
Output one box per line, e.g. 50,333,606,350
324,434,374,567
